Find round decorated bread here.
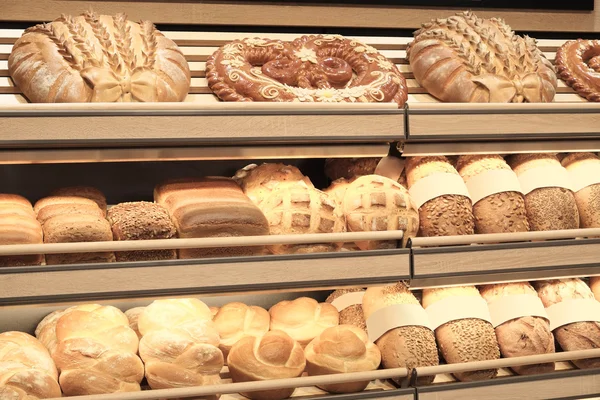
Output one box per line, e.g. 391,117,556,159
206,35,407,106
407,11,557,103
556,40,600,101
9,12,190,103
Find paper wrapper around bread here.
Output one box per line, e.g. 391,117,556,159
326,289,367,331
480,283,555,375
362,282,439,385
406,156,475,237
534,279,600,369
422,286,500,382
561,153,600,228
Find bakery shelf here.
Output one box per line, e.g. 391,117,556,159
409,229,600,288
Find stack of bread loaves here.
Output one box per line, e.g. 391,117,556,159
35,187,115,264
560,153,600,228
0,194,44,267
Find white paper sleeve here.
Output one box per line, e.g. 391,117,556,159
366,303,433,343
487,294,548,328
465,169,523,205
408,173,471,209
568,163,600,193
546,299,600,331
517,165,573,195
330,291,365,312
426,296,492,330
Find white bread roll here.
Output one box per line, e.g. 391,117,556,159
0,331,61,399
422,286,500,382
269,297,339,347
39,304,144,395
213,302,270,361
326,288,366,331
479,283,555,375
137,298,223,390
456,155,529,234
561,153,600,228
508,154,579,231
362,282,439,385
227,330,305,400
305,325,381,394
406,156,475,237
534,279,600,369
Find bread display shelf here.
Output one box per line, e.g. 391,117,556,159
410,228,600,288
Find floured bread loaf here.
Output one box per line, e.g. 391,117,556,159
406,156,475,237
51,186,107,216
125,307,145,340
269,297,339,347
0,214,44,267
422,286,500,382
362,282,439,385
561,153,600,228
407,11,557,103
456,155,529,233
9,12,190,103
480,282,555,375
305,325,381,394
534,279,600,369
326,288,366,331
259,181,345,254
508,154,579,231
343,175,419,249
0,331,61,399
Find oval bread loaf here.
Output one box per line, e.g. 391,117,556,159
326,288,367,332
561,153,600,228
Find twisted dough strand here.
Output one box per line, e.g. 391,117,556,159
556,39,600,102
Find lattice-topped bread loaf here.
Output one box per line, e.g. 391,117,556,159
407,11,557,103
9,12,190,103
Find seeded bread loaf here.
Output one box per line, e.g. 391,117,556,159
326,288,366,331
561,153,600,228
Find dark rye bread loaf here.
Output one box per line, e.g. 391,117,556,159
107,202,177,262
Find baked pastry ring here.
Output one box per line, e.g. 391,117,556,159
206,35,407,106
556,39,600,102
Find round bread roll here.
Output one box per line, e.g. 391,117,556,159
362,282,439,385
326,288,366,331
422,286,500,382
561,153,600,228
269,297,339,347
479,283,555,375
456,155,529,234
259,181,345,254
508,154,579,231
227,330,306,400
305,325,381,393
406,156,475,237
233,163,314,205
343,175,419,249
213,302,270,361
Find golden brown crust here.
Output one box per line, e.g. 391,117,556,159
561,153,600,228
324,158,380,181
0,214,43,267
556,40,600,102
51,186,107,215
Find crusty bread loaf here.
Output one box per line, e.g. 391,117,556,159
155,177,270,258
0,214,44,267
37,203,105,225
125,307,145,340
0,194,35,219
39,304,144,395
561,153,600,228
591,277,600,301
50,186,107,216
326,288,366,331
406,156,475,236
456,155,529,234
227,330,306,400
0,194,33,209
35,309,67,358
324,158,380,181
0,331,61,399
269,297,339,348
107,201,177,262
323,178,358,250
479,282,555,375
508,154,579,231
9,12,190,103
137,298,223,390
534,279,600,369
33,196,99,216
213,302,270,361
362,282,439,385
422,286,500,382
210,306,220,318
259,181,345,254
305,325,381,394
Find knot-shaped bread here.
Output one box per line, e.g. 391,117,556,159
557,40,600,102
0,331,61,399
305,325,381,393
269,297,339,347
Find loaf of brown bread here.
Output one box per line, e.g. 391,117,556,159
456,155,529,234
561,153,600,228
480,282,555,375
508,154,579,231
534,279,600,369
155,177,270,258
422,286,500,382
50,186,108,216
326,288,366,331
37,202,105,226
406,156,475,237
34,196,100,216
107,201,177,262
324,158,408,188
